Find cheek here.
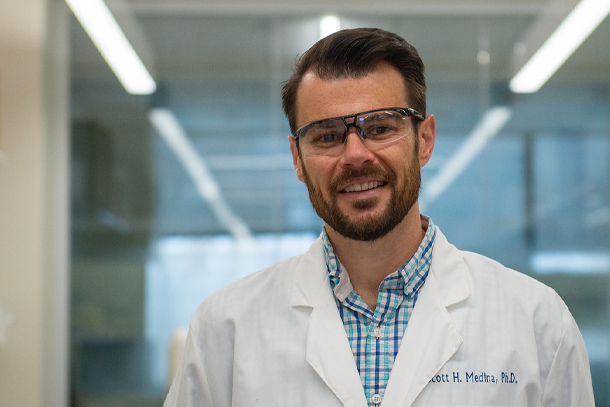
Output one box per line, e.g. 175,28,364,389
384,146,413,174
302,158,335,186
388,152,418,187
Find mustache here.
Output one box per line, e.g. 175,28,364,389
330,165,395,191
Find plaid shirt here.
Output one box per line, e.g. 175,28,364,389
322,217,436,406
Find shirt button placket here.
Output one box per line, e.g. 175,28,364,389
370,394,383,405
372,327,383,339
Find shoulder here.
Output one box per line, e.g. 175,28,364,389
456,249,592,400
423,225,594,404
463,250,558,292
432,226,565,311
431,227,571,348
190,253,303,329
184,242,327,362
460,249,567,312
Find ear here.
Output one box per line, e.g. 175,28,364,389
417,114,436,168
289,136,306,183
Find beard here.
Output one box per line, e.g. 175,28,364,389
301,145,421,242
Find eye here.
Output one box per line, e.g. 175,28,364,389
361,112,405,139
363,122,398,139
368,126,391,136
305,120,344,146
313,132,341,144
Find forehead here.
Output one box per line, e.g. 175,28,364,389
295,63,409,128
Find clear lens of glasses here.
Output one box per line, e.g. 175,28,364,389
297,110,411,156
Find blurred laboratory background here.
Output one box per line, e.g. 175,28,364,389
0,0,609,406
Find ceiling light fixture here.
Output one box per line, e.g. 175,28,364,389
65,0,156,95
149,108,252,241
320,15,341,39
530,251,610,274
510,0,610,93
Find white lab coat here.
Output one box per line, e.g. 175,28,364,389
164,226,594,406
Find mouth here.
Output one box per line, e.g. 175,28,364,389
341,180,386,193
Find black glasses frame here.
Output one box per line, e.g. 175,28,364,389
293,107,424,143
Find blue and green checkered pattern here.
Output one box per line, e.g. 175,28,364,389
322,218,435,406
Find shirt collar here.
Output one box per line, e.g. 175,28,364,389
322,216,436,301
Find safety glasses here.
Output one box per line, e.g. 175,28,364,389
292,107,423,156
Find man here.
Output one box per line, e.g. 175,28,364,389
164,28,594,406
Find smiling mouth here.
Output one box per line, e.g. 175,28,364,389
342,181,386,193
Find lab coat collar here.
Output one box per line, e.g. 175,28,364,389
381,227,471,406
427,225,471,307
290,234,327,308
290,226,472,407
290,226,471,312
291,234,369,406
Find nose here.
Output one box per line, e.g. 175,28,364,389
340,127,374,167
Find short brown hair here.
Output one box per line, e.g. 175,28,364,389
281,28,427,134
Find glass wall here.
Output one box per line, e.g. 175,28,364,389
69,7,609,406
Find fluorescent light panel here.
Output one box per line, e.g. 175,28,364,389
510,0,610,93
531,251,610,274
149,108,251,241
320,15,341,39
65,0,156,95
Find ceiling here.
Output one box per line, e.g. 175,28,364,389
69,0,610,244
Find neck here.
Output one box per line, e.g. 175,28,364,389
325,203,425,310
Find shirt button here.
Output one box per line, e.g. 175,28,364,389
372,327,383,338
371,394,383,404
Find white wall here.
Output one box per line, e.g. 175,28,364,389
0,0,69,406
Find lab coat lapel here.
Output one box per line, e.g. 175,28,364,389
291,237,368,407
382,228,471,407
306,288,369,407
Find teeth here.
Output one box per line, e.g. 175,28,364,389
344,181,382,193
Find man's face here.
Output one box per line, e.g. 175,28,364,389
289,63,434,241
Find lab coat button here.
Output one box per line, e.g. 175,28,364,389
372,327,383,338
371,394,383,404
